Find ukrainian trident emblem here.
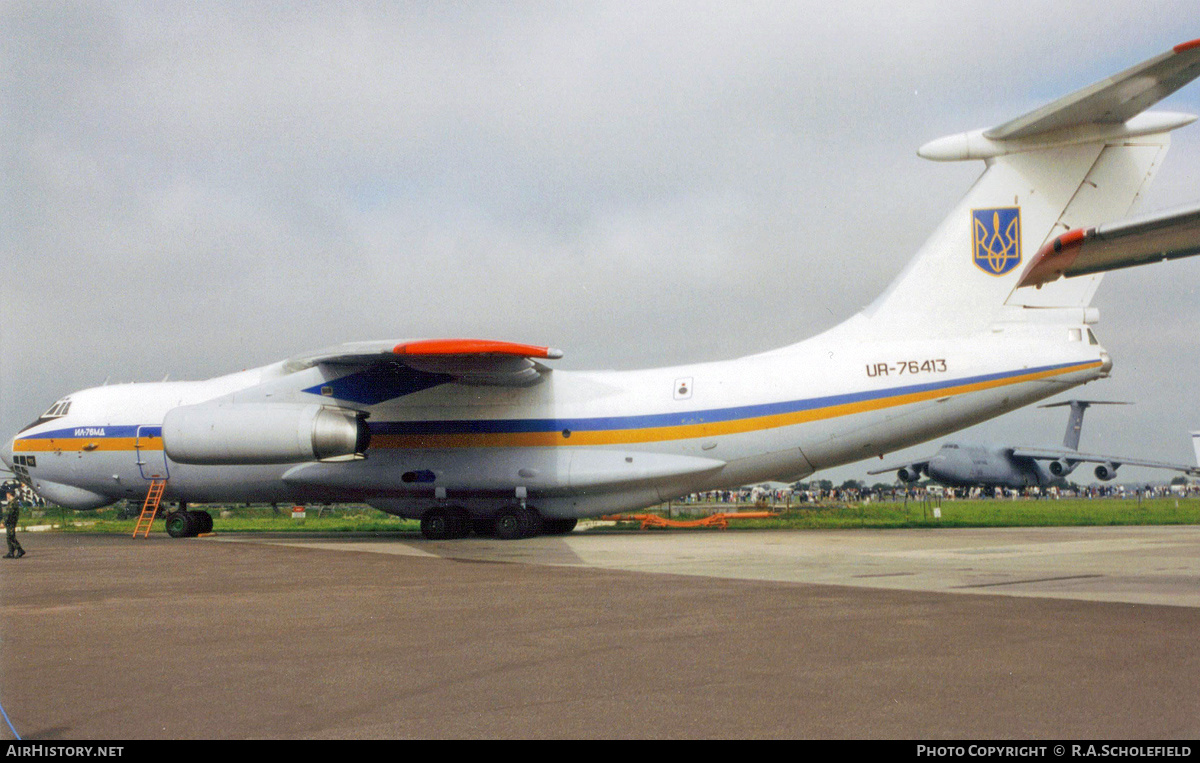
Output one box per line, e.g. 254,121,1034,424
972,207,1021,276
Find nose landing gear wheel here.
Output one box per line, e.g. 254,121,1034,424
164,510,213,538
191,510,213,534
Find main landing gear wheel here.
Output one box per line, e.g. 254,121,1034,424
492,505,541,540
420,507,470,540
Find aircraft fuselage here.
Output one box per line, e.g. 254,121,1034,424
925,443,1054,490
6,323,1107,520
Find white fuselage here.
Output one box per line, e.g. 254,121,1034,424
5,319,1108,519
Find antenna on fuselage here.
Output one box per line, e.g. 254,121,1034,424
1038,400,1132,450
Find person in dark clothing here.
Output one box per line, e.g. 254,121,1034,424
4,491,25,559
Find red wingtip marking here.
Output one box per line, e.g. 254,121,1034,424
1174,39,1200,53
393,339,559,359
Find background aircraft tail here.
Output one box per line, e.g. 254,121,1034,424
857,41,1200,340
1038,400,1131,450
1193,431,1200,468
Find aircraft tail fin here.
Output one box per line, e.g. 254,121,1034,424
858,41,1200,339
1038,400,1131,450
1192,431,1200,468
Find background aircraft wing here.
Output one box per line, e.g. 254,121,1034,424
285,338,563,387
1011,447,1200,475
867,457,932,477
1017,201,1200,288
985,40,1200,140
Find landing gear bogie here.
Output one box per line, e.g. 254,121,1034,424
418,504,564,541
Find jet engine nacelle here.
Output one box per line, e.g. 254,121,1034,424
1093,462,1119,482
1048,459,1076,477
162,403,369,465
896,465,924,483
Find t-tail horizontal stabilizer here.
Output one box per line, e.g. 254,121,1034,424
919,40,1200,162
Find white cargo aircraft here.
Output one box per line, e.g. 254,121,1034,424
7,42,1200,540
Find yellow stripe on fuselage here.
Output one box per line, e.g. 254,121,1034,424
13,437,163,453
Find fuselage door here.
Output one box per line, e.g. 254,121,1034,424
136,426,170,481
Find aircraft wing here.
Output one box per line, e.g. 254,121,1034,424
866,457,932,477
285,338,564,387
985,40,1200,140
1011,447,1200,475
1017,201,1200,288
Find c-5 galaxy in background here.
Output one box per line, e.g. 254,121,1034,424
869,401,1200,489
7,41,1200,540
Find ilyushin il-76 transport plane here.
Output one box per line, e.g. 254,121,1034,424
868,400,1200,490
7,42,1200,540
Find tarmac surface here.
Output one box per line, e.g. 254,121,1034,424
3,526,1200,739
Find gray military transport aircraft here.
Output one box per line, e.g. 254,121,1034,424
869,401,1200,490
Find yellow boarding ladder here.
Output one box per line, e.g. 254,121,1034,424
132,480,167,538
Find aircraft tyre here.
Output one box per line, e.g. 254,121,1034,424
471,516,495,537
190,510,213,534
420,508,452,540
541,518,577,535
447,508,470,539
525,507,543,537
493,505,539,540
165,510,197,538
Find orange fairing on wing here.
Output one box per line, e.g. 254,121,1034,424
393,339,564,359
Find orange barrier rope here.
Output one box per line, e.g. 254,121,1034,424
600,512,776,530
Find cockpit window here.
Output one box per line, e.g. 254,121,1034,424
19,398,72,433
43,400,71,418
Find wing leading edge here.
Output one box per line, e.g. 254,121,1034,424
1011,447,1200,476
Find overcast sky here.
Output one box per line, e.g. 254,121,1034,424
3,1,1198,486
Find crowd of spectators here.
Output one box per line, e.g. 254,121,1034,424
672,479,1200,508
